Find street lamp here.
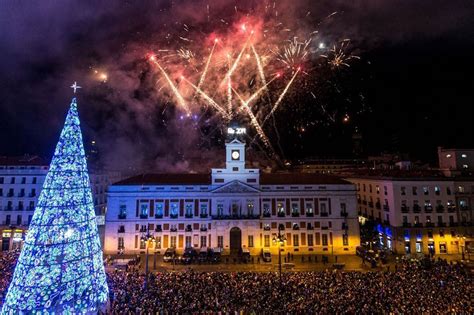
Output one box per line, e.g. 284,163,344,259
141,228,155,290
273,224,287,284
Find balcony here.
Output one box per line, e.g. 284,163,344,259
117,227,125,233
357,199,361,204
412,205,421,213
7,193,14,197
362,200,367,205
368,202,374,208
28,193,36,197
170,227,178,232
27,206,35,211
424,206,433,213
401,206,409,213
185,214,193,218
460,206,469,211
425,222,435,228
342,223,349,230
155,214,163,219
320,212,329,217
155,226,162,232
118,214,127,219
211,214,259,220
307,225,314,230
383,205,390,212
402,222,412,228
277,212,285,217
291,212,300,217
414,223,423,227
139,214,148,219
139,227,147,232
449,222,458,227
321,226,329,230
185,227,192,232
340,211,348,217
263,212,271,218
436,205,444,213
263,226,271,231
170,214,179,219
306,212,314,217
437,222,446,227
375,202,381,209
18,193,25,197
200,214,209,218
200,227,208,232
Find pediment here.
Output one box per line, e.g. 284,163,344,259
212,180,260,194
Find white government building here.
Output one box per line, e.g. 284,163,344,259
104,132,360,256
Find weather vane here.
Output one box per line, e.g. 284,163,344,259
70,81,82,94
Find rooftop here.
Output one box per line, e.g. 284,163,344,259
0,155,48,167
113,172,351,186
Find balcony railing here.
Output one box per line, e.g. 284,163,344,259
170,227,178,232
263,226,271,231
200,214,209,218
320,212,329,217
18,193,25,197
277,212,285,217
118,227,125,233
291,212,300,217
307,225,314,230
185,214,193,218
170,214,178,219
424,206,433,213
29,193,36,197
118,214,126,219
200,227,208,232
375,202,381,209
139,227,147,232
383,205,390,211
412,205,421,213
401,206,409,213
437,222,446,227
449,222,458,227
447,206,456,213
402,222,412,227
306,212,314,217
7,193,14,197
262,212,271,218
139,214,148,219
155,214,163,219
414,223,423,227
340,211,348,217
436,205,444,213
211,214,260,220
185,227,192,232
155,227,162,232
425,222,435,228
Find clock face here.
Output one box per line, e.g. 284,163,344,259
231,150,240,160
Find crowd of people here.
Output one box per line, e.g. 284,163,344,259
1,250,472,313
107,258,472,314
0,250,20,306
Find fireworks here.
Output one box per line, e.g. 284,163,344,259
145,5,361,157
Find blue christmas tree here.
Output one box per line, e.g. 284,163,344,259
2,98,108,314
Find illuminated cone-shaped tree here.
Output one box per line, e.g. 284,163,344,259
2,98,108,314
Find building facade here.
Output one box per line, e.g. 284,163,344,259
347,175,473,256
104,139,360,256
0,155,118,251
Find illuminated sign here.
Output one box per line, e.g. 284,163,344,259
227,127,246,135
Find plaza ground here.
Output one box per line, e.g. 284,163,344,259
106,253,470,273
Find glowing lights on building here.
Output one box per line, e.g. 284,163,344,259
2,98,108,313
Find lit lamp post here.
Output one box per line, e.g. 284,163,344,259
141,229,155,289
273,225,287,284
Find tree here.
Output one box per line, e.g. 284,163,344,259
2,98,108,313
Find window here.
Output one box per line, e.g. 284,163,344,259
10,177,15,184
29,201,34,210
140,238,146,249
32,177,37,184
0,177,3,184
423,187,429,195
118,237,124,250
277,202,285,215
170,236,177,248
155,236,162,249
217,204,224,216
414,216,419,224
340,203,346,212
264,235,270,247
291,203,299,215
401,187,406,195
119,204,127,216
376,185,380,194
16,215,22,225
170,203,178,217
28,215,33,224
384,186,387,196
343,234,349,246
369,184,372,193
357,183,360,191
403,216,408,223
363,184,366,192
447,187,451,195
140,203,148,217
263,203,270,216
185,203,193,216
247,201,254,215
200,235,207,248
5,215,11,225
21,177,26,184
307,234,314,246
217,236,224,248
320,203,327,214
155,203,163,217
200,203,208,216
248,235,254,247
306,203,313,214
435,186,440,195
412,187,417,195
322,234,328,246
461,154,467,158
185,236,192,248
293,234,299,247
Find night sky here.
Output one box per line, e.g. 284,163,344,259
0,0,473,171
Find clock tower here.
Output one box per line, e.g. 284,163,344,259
210,125,260,185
